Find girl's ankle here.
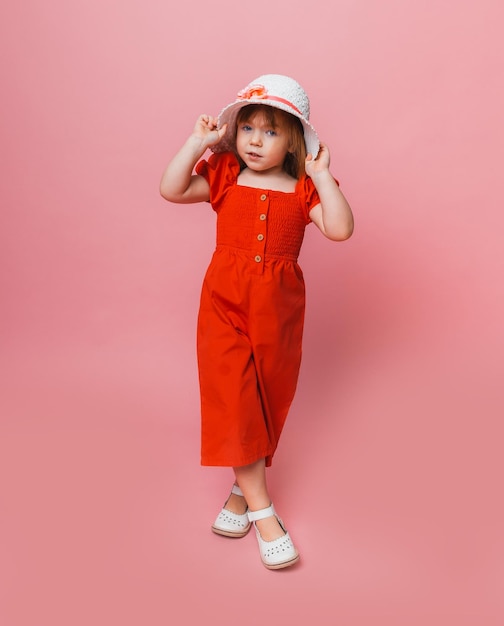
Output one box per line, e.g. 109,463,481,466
225,492,248,515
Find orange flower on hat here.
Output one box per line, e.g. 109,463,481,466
237,84,268,100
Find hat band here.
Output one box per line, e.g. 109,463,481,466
236,85,303,117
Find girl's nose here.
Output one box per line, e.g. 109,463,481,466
250,130,262,146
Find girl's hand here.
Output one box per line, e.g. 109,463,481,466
192,114,228,150
305,142,331,178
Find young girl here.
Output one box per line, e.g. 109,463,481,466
160,74,353,570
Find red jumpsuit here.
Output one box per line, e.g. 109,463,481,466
195,152,320,467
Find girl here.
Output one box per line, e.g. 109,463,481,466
160,74,353,570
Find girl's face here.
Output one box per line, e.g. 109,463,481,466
235,110,291,175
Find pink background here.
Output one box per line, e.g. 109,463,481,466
1,0,503,624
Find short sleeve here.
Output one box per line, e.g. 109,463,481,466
195,152,240,211
298,175,340,223
298,176,321,223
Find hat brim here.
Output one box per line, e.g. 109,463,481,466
211,98,320,159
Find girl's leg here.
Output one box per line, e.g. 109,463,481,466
234,458,285,541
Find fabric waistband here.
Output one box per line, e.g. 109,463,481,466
215,244,298,262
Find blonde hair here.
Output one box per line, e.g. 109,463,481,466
235,104,307,179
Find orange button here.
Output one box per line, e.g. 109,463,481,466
257,234,264,241
254,255,262,263
260,194,267,201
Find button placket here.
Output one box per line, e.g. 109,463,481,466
254,192,268,270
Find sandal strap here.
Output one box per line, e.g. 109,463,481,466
231,484,244,497
247,504,275,522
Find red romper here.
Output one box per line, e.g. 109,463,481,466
195,152,321,467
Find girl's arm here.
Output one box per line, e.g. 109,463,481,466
159,115,227,204
306,143,354,241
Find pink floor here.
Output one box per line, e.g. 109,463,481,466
1,241,502,624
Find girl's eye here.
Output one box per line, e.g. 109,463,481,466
241,125,252,131
265,129,277,136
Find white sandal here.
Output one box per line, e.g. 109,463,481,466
211,485,251,538
247,504,300,570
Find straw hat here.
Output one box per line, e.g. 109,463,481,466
212,74,320,158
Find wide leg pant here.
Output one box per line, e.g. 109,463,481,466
197,246,306,467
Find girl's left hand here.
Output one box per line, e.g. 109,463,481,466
305,142,331,177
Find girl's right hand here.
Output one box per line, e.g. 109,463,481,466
193,114,228,149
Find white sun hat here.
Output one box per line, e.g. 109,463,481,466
211,74,320,158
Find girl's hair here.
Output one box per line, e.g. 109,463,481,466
235,104,307,179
